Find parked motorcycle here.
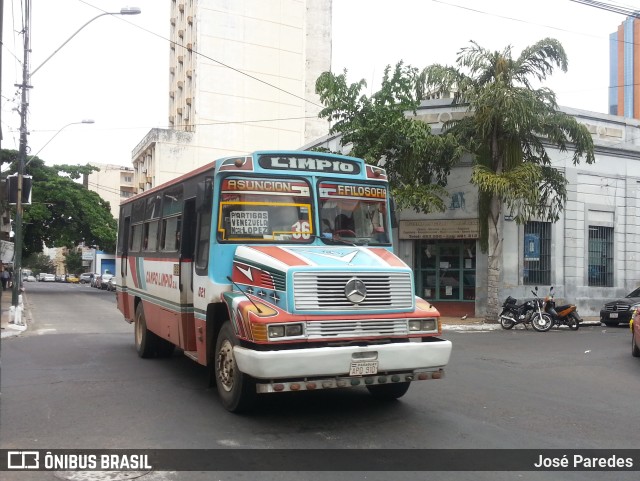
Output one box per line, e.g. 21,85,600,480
543,286,582,330
529,287,554,332
499,296,537,329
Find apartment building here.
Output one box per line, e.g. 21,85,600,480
132,0,332,191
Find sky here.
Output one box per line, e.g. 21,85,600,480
0,0,627,169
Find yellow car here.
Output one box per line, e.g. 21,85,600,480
66,274,80,283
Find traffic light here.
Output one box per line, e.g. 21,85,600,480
6,174,32,205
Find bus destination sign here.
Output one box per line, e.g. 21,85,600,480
259,155,361,175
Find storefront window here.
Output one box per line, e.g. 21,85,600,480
415,241,476,302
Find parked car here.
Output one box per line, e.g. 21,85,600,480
42,273,56,282
632,309,640,357
106,276,117,292
66,274,80,283
600,287,640,326
37,273,47,282
79,273,95,284
24,275,37,282
96,273,114,290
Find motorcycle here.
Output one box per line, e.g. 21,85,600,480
499,296,537,329
529,287,554,332
543,286,582,331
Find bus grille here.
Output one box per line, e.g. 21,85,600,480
293,271,413,311
305,319,409,339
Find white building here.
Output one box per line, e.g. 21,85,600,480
132,0,332,191
303,99,640,317
84,163,136,220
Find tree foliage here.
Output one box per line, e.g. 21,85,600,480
2,150,117,257
420,38,595,320
23,252,54,274
64,250,83,274
315,62,464,213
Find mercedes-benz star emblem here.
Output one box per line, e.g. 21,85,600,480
344,277,367,304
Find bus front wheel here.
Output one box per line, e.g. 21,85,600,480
214,321,256,412
366,381,411,400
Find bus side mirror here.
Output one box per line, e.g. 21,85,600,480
196,177,213,212
389,196,398,228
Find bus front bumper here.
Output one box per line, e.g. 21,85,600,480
233,338,452,391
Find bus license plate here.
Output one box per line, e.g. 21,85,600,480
349,361,378,376
610,313,618,318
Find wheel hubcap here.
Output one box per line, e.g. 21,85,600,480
217,340,235,392
135,316,142,347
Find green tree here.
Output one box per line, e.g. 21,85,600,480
2,150,117,257
64,250,83,274
315,63,463,213
420,38,595,321
23,252,54,274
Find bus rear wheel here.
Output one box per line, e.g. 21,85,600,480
214,321,256,412
135,304,157,358
134,303,174,358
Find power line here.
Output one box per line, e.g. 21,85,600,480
569,0,640,17
76,0,324,109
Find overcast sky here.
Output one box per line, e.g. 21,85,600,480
0,0,625,168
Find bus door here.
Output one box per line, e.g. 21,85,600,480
117,215,132,320
177,198,197,353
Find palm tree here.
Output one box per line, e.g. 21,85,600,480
420,38,595,322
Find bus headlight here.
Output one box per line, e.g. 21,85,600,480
268,323,304,339
408,319,438,332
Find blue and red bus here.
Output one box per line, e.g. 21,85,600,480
116,151,452,412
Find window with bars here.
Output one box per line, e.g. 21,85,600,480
523,221,551,285
588,226,613,286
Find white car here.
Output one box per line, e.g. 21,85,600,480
42,273,56,282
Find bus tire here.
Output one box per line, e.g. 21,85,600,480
135,303,158,358
156,339,175,358
214,321,256,412
366,381,411,400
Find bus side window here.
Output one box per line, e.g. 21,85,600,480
195,205,212,274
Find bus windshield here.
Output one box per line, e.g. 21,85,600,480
318,181,390,245
218,176,314,242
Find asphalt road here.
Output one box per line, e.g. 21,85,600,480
1,281,639,481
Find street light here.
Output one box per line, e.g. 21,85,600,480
30,7,142,78
25,120,95,167
11,4,142,309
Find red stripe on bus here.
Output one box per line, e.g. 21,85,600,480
248,246,310,266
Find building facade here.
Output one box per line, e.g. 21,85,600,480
132,0,332,191
84,163,136,220
610,16,640,118
304,99,640,318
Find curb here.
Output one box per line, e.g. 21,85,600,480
1,289,29,339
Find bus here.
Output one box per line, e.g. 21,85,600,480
116,150,452,412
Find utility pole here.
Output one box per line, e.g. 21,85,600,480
12,0,31,307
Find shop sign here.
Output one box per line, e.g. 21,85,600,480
399,219,479,240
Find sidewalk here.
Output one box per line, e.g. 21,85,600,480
0,287,29,339
439,315,602,331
